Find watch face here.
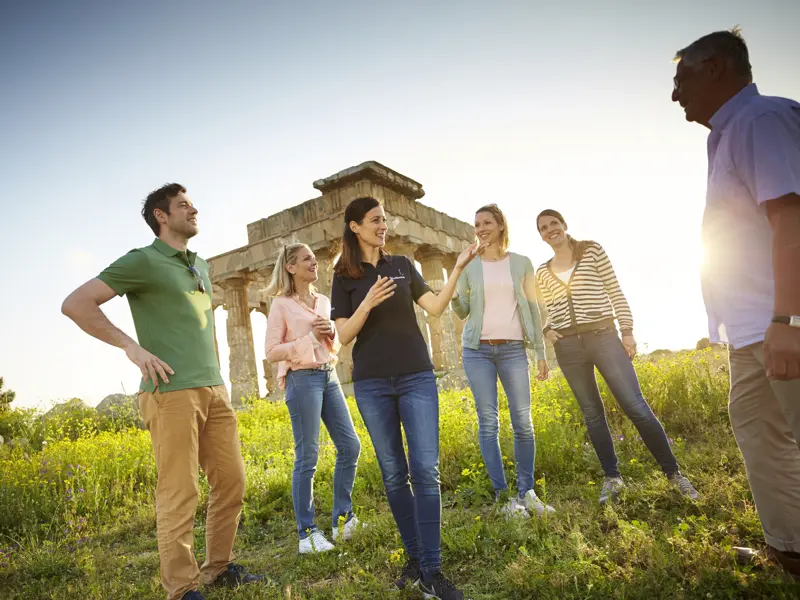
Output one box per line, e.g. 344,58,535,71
791,316,800,328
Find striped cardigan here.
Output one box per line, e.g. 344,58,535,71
535,242,634,333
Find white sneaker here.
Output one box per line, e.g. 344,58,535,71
332,515,364,542
500,497,530,519
298,529,335,554
522,489,556,516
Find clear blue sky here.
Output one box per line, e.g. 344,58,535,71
2,0,798,408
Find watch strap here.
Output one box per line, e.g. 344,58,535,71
773,316,800,327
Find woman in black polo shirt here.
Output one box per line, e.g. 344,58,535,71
331,196,479,600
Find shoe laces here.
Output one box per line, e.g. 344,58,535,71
600,478,621,497
674,475,695,494
310,530,327,543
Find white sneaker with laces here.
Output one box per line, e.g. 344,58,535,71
332,515,364,542
298,529,335,554
522,489,556,515
500,497,530,519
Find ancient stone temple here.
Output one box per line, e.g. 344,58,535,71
209,161,477,405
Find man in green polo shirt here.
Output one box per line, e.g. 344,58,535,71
61,184,264,600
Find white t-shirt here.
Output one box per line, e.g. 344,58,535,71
555,267,574,284
480,256,524,341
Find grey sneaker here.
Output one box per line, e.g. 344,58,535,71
669,473,700,500
599,477,625,505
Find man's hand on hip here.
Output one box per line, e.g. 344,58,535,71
124,342,175,386
764,323,800,380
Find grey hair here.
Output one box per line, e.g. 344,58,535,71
265,243,313,297
673,26,752,81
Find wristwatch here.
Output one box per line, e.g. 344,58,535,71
772,316,800,328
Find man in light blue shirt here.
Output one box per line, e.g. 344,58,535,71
672,28,800,580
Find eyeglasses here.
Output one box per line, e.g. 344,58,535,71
673,57,712,92
187,265,206,294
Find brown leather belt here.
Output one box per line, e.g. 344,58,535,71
480,339,516,345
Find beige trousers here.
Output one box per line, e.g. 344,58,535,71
138,385,246,600
729,343,800,552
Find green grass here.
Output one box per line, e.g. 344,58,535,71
1,349,798,599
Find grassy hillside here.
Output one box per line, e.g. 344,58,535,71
1,349,798,599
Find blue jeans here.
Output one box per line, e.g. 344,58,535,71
462,341,536,498
285,367,361,537
353,371,441,580
554,328,680,479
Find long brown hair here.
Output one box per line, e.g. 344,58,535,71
333,196,388,279
475,203,509,252
536,209,594,262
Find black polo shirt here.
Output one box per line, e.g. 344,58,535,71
331,255,434,381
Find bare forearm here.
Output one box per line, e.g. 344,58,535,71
62,298,136,350
767,195,800,316
421,267,463,317
773,217,800,316
336,305,371,346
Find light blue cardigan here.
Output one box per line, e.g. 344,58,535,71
451,253,546,361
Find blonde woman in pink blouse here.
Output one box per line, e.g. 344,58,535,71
265,243,362,555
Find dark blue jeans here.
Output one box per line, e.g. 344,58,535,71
462,341,536,498
554,329,679,479
285,367,361,537
353,371,441,580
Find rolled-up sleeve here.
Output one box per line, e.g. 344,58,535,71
739,109,800,205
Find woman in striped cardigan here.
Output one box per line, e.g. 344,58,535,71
535,209,699,505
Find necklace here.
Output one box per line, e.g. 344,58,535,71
481,251,507,262
296,292,315,308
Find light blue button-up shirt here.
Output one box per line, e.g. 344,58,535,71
702,83,800,348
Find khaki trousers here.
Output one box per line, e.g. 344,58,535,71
729,343,800,552
138,385,246,600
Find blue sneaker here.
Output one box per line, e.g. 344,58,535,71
181,591,206,600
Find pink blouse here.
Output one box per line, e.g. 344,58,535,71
265,293,341,390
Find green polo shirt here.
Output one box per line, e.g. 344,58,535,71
98,238,223,393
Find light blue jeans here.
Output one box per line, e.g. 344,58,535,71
462,341,536,498
284,366,361,538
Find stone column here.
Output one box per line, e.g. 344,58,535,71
443,254,465,358
212,313,221,367
388,241,431,354
315,248,353,384
315,249,334,296
254,297,278,397
419,250,459,371
222,276,258,406
212,295,223,368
